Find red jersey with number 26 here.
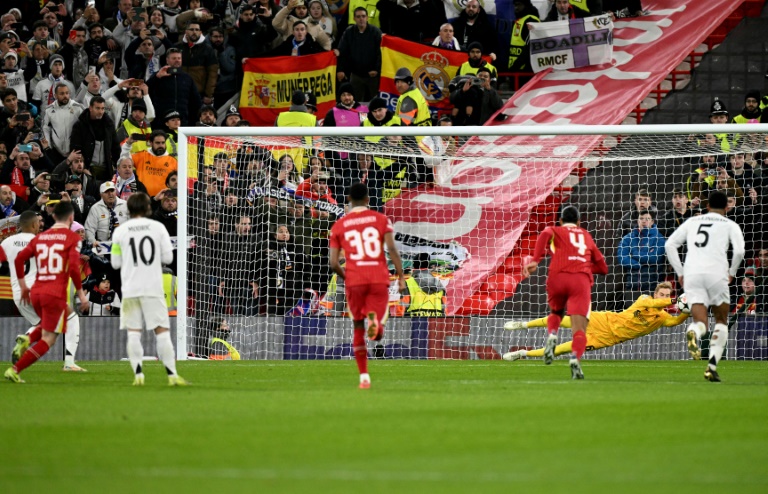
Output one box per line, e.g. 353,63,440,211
533,224,608,284
14,226,83,300
329,208,393,287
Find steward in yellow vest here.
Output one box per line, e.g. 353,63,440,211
393,68,432,127
403,259,446,317
363,96,402,143
115,99,152,154
507,1,540,72
458,42,499,80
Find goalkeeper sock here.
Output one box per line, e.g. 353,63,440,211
571,330,587,359
14,340,50,373
127,331,144,375
707,323,728,371
64,312,80,366
26,325,42,344
156,331,178,377
546,313,562,335
352,328,368,375
688,321,706,339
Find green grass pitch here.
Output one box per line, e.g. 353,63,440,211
1,360,766,493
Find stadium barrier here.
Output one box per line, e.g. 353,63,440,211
1,316,765,361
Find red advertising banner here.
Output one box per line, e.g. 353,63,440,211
385,0,745,314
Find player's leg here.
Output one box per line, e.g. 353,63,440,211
366,284,390,342
564,275,592,379
543,277,567,365
704,302,729,382
11,297,42,364
143,297,186,386
504,341,574,361
62,307,86,371
346,285,371,388
684,276,710,360
121,298,147,385
504,315,572,331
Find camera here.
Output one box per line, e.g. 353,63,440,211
130,133,148,141
42,174,52,181
448,75,483,92
16,113,30,122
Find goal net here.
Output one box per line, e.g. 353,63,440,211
176,124,768,361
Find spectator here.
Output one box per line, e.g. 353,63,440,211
124,30,171,81
196,103,217,127
32,55,76,115
715,175,743,207
115,98,154,153
222,106,242,127
699,97,736,153
120,129,178,197
148,7,171,36
2,51,28,103
618,210,665,297
0,184,29,218
458,42,498,80
731,90,765,124
432,23,460,51
269,154,302,190
57,26,89,87
339,152,384,210
27,172,56,211
295,170,337,206
377,0,445,43
0,89,30,134
84,180,129,245
657,188,693,238
228,5,272,61
273,0,332,51
53,149,99,198
162,110,181,156
104,0,134,32
145,47,203,125
175,21,218,106
307,0,337,45
393,67,431,126
255,223,303,314
74,73,105,107
452,0,498,61
208,27,237,106
83,23,114,67
0,148,34,201
363,96,401,133
619,188,656,235
449,66,502,126
727,150,757,194
546,0,588,20
28,19,60,54
63,174,97,224
70,96,120,180
103,79,155,131
151,188,178,274
275,90,317,126
508,0,540,73
86,274,121,316
0,108,37,152
335,7,382,103
190,214,224,312
323,82,367,127
219,214,259,315
732,269,765,315
176,2,219,34
112,157,148,200
253,0,282,45
27,141,55,174
269,20,327,57
41,83,86,164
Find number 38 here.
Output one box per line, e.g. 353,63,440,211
344,227,381,260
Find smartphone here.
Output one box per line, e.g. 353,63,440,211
127,79,144,87
88,66,96,75
10,41,21,49
47,193,62,201
130,133,146,141
132,7,146,16
16,113,30,122
29,133,40,140
168,67,179,75
107,51,121,60
69,29,78,41
149,28,158,35
19,144,33,152
42,174,52,181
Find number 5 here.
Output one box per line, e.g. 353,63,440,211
694,223,712,248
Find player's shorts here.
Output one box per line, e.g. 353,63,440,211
345,283,390,324
14,296,41,326
120,297,170,331
31,293,67,333
683,273,730,307
547,272,592,317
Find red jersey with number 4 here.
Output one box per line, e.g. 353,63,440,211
14,226,83,300
329,208,393,287
533,224,608,284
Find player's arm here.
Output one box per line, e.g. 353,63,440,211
635,296,674,309
524,227,552,278
110,234,123,269
329,246,344,280
729,223,746,280
663,312,690,327
384,231,406,292
160,229,173,265
0,245,7,264
591,241,608,275
14,241,35,302
69,239,89,312
663,223,688,278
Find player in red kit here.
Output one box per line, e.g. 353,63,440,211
329,182,406,389
4,202,90,383
520,205,608,379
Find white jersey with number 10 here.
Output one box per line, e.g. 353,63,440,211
665,212,745,278
110,218,174,299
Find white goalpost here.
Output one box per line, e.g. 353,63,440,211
176,124,768,361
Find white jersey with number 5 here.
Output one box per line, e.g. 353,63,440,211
110,218,174,298
664,212,745,278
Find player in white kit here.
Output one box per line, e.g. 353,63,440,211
665,190,745,382
110,192,187,386
0,211,85,370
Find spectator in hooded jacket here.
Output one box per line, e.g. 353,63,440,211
618,210,666,298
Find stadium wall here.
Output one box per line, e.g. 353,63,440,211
1,317,765,361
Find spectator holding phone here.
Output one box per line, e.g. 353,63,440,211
111,157,148,200
27,19,60,54
63,174,97,224
41,82,86,165
28,172,56,210
146,47,202,126
74,72,104,107
124,29,171,80
104,0,134,32
0,108,37,152
58,26,89,87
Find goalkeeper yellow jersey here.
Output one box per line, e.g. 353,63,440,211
587,295,689,349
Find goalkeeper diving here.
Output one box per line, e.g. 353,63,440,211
503,282,689,360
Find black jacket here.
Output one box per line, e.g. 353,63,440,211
268,34,326,57
70,109,120,180
146,70,203,126
452,7,499,55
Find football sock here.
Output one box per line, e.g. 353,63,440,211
528,316,572,329
155,331,178,377
352,328,368,375
572,330,587,359
526,342,573,358
546,313,562,335
688,321,706,339
127,331,144,375
14,340,50,373
26,325,42,343
64,313,80,366
707,323,729,371
360,373,370,384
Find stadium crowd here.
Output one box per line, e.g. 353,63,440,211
0,0,765,325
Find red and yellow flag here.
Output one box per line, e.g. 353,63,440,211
240,52,337,127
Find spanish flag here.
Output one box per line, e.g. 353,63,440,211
380,36,474,114
240,52,337,127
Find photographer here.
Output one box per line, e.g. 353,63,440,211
448,67,502,126
146,47,202,126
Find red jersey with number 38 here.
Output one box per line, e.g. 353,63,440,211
14,226,83,300
329,208,393,287
533,224,608,284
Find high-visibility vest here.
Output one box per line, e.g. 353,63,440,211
458,61,499,79
396,87,432,127
697,133,737,153
404,276,445,317
508,14,539,70
276,110,317,127
163,272,177,316
120,119,151,154
347,0,381,27
363,115,402,143
570,0,591,13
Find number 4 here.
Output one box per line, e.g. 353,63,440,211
569,232,587,255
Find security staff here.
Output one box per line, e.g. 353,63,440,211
507,1,540,72
393,67,432,127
